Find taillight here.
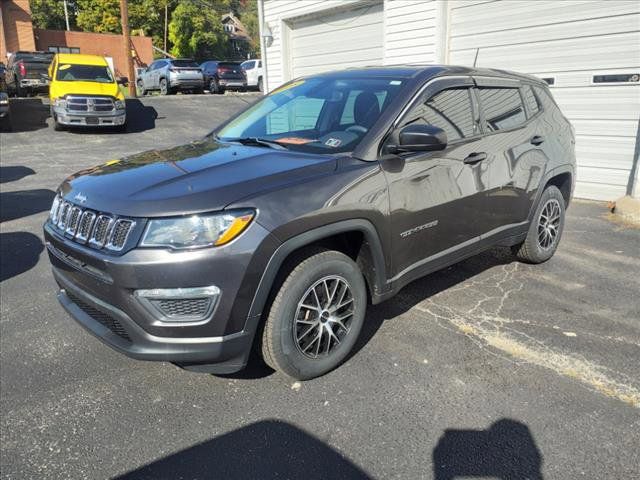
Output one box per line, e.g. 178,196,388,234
217,67,230,74
18,62,26,77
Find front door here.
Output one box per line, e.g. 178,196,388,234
382,77,490,278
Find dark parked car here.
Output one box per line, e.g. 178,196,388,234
44,65,575,380
5,51,54,97
137,58,204,95
200,61,246,94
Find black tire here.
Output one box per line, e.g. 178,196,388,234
261,248,367,380
159,78,169,95
258,77,263,93
513,185,565,264
208,79,219,94
136,79,146,96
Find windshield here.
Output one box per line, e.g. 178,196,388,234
172,60,199,68
56,64,114,83
217,77,405,154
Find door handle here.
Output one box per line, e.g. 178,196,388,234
463,152,487,164
531,135,545,146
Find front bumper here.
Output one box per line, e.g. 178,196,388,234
44,220,280,373
53,107,126,127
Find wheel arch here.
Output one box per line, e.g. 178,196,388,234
528,164,574,221
246,219,388,322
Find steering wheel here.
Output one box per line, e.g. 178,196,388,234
346,125,368,134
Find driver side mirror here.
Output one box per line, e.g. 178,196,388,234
386,124,447,154
117,76,129,86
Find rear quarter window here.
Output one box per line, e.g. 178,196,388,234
522,85,541,117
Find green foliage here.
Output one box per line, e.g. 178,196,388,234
168,0,230,60
30,0,77,30
30,0,261,60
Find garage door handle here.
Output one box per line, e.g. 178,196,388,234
463,152,487,164
531,135,545,146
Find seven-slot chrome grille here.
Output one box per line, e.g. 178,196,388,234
49,195,135,252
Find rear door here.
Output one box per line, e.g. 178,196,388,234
382,76,490,276
473,77,548,231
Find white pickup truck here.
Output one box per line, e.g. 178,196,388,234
241,59,264,92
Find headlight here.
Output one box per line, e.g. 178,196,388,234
115,99,126,110
140,210,255,249
54,97,67,108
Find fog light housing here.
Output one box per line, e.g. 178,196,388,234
134,286,220,324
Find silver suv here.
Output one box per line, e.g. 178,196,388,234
136,59,204,95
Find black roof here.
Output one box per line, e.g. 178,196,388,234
309,64,544,85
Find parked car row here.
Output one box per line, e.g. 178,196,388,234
135,58,263,96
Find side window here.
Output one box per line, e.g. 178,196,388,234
522,85,541,117
266,96,326,134
478,87,526,131
403,87,475,142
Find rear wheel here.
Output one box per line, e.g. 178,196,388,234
261,249,367,380
258,77,263,93
208,79,220,94
513,185,565,263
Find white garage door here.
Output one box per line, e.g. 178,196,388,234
448,0,640,201
289,1,384,78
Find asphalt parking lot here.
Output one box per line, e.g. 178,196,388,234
1,95,639,479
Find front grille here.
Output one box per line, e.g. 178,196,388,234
152,298,212,318
66,96,115,113
49,195,136,252
66,291,131,341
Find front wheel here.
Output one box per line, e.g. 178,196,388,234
513,185,566,263
159,78,169,95
136,79,146,96
261,249,367,380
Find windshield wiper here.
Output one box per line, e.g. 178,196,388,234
229,137,288,150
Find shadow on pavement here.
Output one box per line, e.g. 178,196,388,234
5,98,50,132
115,420,372,480
0,231,44,282
0,166,35,183
352,247,515,361
433,418,543,480
1,188,55,223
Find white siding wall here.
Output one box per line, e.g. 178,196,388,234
384,0,437,64
448,0,640,201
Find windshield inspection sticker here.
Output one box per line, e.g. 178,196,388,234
325,138,342,148
58,64,71,70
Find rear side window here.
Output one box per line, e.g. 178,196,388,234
171,60,199,68
478,87,526,131
522,85,541,117
403,88,475,142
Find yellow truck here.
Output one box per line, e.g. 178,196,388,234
48,53,127,131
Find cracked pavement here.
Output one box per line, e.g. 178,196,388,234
1,95,639,479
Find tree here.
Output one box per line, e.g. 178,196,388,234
168,0,230,60
75,0,121,33
30,0,77,30
237,0,260,57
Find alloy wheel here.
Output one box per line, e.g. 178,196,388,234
537,198,561,250
294,275,355,359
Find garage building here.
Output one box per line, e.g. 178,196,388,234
259,0,640,201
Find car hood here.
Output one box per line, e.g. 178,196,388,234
51,80,120,99
59,138,339,217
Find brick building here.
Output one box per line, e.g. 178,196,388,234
1,0,153,77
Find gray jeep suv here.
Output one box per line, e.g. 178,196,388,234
137,58,204,95
45,65,575,380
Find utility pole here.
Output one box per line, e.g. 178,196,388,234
63,0,70,31
119,0,137,97
164,2,168,54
